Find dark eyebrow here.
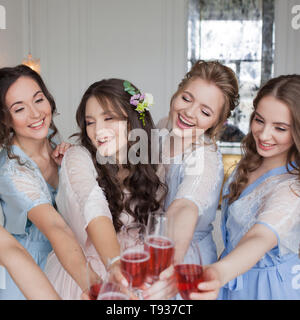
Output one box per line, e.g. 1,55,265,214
85,110,115,118
9,101,22,110
255,111,290,127
33,90,43,98
9,90,43,109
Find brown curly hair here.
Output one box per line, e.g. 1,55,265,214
0,65,58,163
170,60,240,144
72,78,167,232
226,74,300,204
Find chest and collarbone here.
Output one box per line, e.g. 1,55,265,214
32,155,58,189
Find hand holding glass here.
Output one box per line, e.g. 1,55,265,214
97,269,132,300
174,240,203,300
120,222,149,289
145,212,174,281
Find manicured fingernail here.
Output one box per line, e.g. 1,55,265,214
198,283,206,290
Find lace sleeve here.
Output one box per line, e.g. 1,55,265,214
62,146,112,227
0,163,52,234
256,177,300,255
174,145,224,216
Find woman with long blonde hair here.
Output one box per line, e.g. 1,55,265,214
143,60,239,299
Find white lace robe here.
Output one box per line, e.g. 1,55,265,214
45,145,134,299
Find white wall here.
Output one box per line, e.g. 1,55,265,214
30,0,188,140
0,0,26,67
0,0,188,140
1,0,300,141
274,0,300,76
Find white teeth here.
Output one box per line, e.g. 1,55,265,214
179,114,194,126
30,120,44,128
97,137,112,143
261,142,274,147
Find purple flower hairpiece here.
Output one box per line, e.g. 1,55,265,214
123,81,154,126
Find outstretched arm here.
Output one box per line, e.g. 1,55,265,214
28,204,100,293
86,216,128,288
167,198,198,260
190,223,277,300
60,146,126,290
0,226,61,300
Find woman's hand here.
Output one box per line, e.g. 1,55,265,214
81,288,92,300
142,265,177,300
107,259,129,288
51,142,73,166
189,265,221,300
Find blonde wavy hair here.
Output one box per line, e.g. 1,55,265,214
226,74,300,204
169,60,240,144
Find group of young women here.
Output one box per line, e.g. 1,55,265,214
0,59,299,300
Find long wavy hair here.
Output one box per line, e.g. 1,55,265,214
169,60,240,144
226,74,300,204
0,65,58,163
73,78,167,232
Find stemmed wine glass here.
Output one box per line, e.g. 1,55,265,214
173,240,203,300
145,212,174,282
86,261,103,300
119,222,150,298
97,270,132,300
120,222,146,246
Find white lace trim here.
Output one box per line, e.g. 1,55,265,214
3,157,52,204
174,142,224,215
61,145,112,226
225,173,300,255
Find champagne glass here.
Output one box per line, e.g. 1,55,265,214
120,222,149,298
120,222,146,246
145,212,174,282
97,270,132,300
86,261,102,300
174,240,203,300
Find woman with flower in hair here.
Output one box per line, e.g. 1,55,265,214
190,75,300,300
44,78,171,300
0,65,99,299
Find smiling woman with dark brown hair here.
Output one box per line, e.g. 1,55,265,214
44,78,170,300
0,65,99,300
74,78,166,232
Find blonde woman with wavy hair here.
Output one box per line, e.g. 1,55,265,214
146,60,239,300
190,74,300,300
